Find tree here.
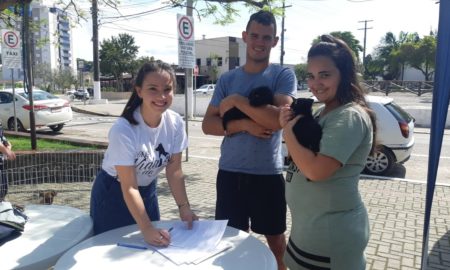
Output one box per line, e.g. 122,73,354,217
53,67,77,91
167,0,284,24
99,33,139,91
33,63,55,92
294,63,307,82
373,31,420,80
400,35,436,81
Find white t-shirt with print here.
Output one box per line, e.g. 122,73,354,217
102,108,188,186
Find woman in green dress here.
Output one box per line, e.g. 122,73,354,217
279,35,377,270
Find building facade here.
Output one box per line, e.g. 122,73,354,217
195,36,246,84
31,1,75,73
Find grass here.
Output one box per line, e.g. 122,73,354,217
7,136,101,151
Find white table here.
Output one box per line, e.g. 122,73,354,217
54,221,277,270
1,204,93,270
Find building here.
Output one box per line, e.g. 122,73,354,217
31,1,75,73
195,36,246,84
0,1,75,86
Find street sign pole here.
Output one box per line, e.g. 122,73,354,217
1,28,23,134
177,2,195,161
11,69,17,132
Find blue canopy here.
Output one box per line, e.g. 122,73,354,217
421,0,450,268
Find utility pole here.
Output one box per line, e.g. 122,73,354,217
280,0,292,66
92,0,100,100
358,20,373,74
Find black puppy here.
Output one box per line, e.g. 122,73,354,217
290,98,322,153
222,86,274,131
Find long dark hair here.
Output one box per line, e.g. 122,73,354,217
121,60,176,125
308,35,377,155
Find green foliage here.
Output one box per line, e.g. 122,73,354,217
371,31,435,80
100,33,139,91
294,63,307,82
168,0,284,25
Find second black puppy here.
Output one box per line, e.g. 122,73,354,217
222,86,274,131
290,98,322,153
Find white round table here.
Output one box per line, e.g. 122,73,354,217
0,204,93,270
54,221,277,270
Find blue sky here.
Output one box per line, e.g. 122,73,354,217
72,0,439,65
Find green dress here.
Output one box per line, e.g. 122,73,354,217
284,103,372,270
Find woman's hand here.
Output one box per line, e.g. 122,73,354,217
279,105,294,128
179,204,199,229
142,225,172,247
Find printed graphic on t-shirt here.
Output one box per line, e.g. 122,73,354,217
286,162,301,182
134,143,170,176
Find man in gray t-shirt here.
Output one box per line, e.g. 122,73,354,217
202,10,296,270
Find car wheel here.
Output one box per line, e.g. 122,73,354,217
7,118,26,132
49,124,64,132
364,147,395,176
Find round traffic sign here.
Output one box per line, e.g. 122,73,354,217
178,16,193,40
2,31,19,48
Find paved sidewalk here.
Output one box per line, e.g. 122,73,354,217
155,156,450,270
70,100,450,269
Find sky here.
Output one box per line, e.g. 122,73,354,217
71,0,440,66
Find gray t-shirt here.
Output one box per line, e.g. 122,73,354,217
210,64,297,175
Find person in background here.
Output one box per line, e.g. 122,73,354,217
202,10,297,270
279,34,377,270
90,61,198,246
0,122,16,201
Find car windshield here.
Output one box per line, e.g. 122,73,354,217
198,85,209,89
19,90,59,101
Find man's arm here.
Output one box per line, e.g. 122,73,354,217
219,94,293,131
202,104,275,139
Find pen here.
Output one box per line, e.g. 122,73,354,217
117,243,148,250
168,227,174,232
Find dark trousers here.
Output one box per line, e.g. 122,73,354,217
90,169,160,235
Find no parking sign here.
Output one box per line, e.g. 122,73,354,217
177,14,195,69
1,29,22,69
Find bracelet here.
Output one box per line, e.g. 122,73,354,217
177,201,190,209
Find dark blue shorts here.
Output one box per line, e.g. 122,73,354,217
90,169,160,235
215,170,286,235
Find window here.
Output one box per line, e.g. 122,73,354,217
206,58,211,66
0,93,13,104
196,58,201,66
218,57,223,67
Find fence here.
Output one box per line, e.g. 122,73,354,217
2,150,104,211
362,80,434,96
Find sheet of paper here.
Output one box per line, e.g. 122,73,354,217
143,220,229,265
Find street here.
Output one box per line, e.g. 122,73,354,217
51,111,450,185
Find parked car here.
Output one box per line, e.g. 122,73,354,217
283,95,415,176
194,84,215,95
70,89,90,101
0,88,73,132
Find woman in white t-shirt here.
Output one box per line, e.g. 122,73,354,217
90,61,198,247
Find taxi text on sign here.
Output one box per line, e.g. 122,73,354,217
177,14,195,69
1,29,22,69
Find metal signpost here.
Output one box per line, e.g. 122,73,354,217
1,29,22,131
177,13,195,161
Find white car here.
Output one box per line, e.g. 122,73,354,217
194,84,215,95
0,88,73,132
283,95,415,176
